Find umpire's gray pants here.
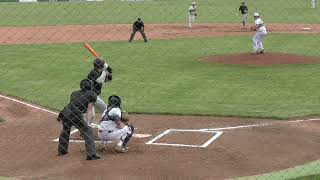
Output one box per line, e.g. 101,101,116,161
58,112,97,157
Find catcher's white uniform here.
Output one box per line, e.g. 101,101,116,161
98,106,134,152
252,17,267,53
188,2,197,28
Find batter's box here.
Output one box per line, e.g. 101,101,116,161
146,129,223,148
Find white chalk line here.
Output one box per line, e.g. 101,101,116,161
145,129,223,148
2,94,320,147
0,94,151,140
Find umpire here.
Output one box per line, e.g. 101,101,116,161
129,18,148,43
57,79,101,160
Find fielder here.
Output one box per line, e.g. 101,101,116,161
188,2,197,28
98,95,134,153
238,1,248,26
251,12,267,54
311,0,317,9
86,58,112,124
129,18,148,43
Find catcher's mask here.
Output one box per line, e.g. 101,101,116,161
108,95,121,107
80,79,93,91
93,58,105,69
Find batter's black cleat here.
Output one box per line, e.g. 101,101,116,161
86,154,101,160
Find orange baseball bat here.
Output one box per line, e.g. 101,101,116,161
83,42,101,59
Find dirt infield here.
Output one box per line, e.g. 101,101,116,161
201,53,320,66
0,23,319,45
1,96,320,179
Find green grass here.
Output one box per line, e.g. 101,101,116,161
237,160,320,180
0,34,319,119
0,0,318,26
0,117,4,122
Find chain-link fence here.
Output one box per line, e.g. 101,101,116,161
0,0,319,179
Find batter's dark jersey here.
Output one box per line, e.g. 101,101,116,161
133,20,144,31
59,90,97,119
239,5,248,14
87,68,102,95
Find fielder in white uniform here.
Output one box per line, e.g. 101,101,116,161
251,12,267,54
311,0,317,9
188,2,197,28
98,95,134,153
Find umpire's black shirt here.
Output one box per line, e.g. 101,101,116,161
87,68,103,95
133,20,144,30
239,5,248,14
62,90,97,117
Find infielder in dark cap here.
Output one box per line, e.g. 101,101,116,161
129,18,148,43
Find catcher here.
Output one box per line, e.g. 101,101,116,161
97,95,134,153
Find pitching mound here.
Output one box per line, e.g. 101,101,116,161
201,53,319,66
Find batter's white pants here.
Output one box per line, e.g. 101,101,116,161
188,14,196,28
311,0,316,8
252,31,267,52
85,96,107,125
98,125,132,146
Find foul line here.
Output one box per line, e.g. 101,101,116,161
0,94,151,140
1,94,320,134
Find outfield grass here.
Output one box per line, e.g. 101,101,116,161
0,0,318,26
238,160,320,180
0,34,319,119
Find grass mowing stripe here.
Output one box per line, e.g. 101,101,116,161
0,34,319,119
0,0,318,26
237,160,320,180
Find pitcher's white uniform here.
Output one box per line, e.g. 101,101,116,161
188,2,197,28
98,106,133,151
311,0,317,9
252,15,267,53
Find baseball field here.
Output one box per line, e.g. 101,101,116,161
0,0,320,179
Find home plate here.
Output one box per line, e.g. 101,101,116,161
133,134,152,138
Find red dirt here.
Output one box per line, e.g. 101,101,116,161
1,96,320,179
0,23,319,45
201,53,320,66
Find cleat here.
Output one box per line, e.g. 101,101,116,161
115,145,128,153
86,154,101,160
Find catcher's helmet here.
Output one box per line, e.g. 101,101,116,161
93,58,105,69
108,95,121,107
80,79,93,91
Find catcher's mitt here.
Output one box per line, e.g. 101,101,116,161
121,111,130,124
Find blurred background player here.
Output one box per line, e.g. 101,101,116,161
311,0,317,9
251,12,267,54
86,58,112,124
129,18,148,43
188,2,197,28
238,1,248,26
98,95,134,153
57,79,101,160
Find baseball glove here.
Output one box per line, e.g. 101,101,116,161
121,111,130,124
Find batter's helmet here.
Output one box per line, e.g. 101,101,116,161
93,58,105,69
80,79,93,91
108,95,121,107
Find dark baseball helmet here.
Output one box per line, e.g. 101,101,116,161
108,95,121,107
93,58,105,69
80,79,93,91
